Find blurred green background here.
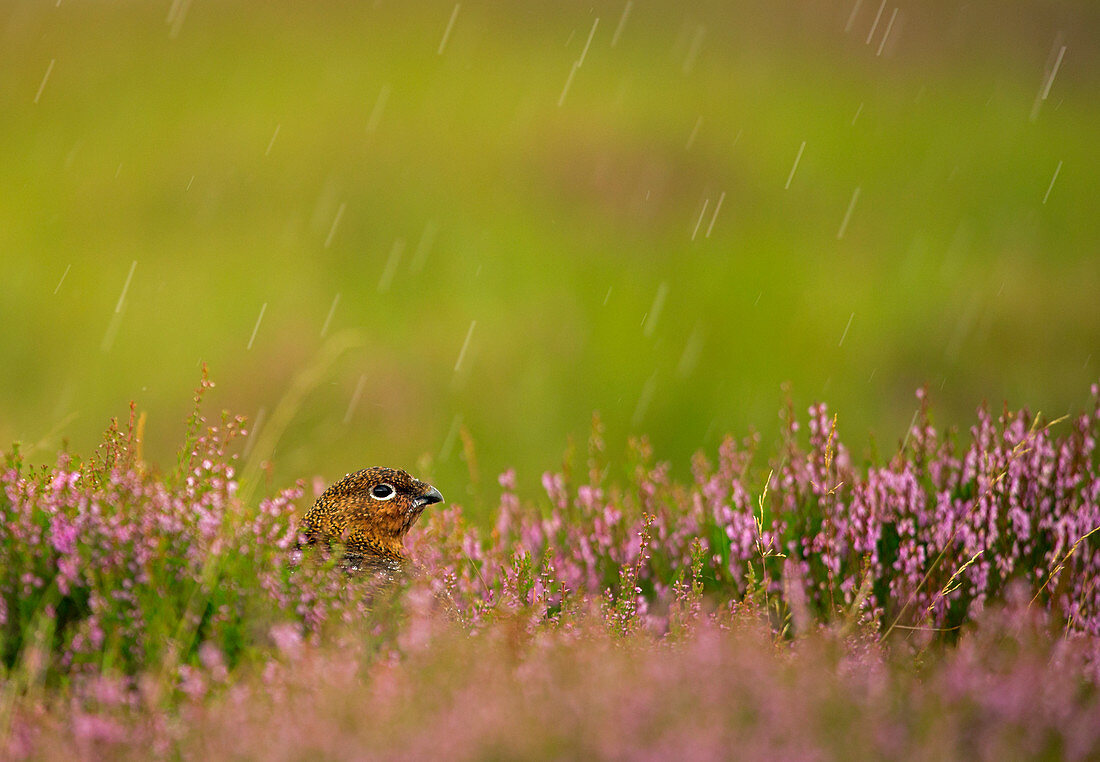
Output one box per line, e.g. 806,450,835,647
2,0,1098,508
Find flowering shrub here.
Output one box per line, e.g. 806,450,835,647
1,377,1098,759
0,375,348,683
412,386,1100,639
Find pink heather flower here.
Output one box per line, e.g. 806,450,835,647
576,485,602,511
56,555,79,596
71,713,127,746
199,642,228,683
541,471,568,510
269,623,304,659
49,514,79,555
178,665,207,701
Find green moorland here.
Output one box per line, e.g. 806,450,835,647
2,0,1098,513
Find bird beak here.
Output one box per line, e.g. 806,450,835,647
414,485,444,509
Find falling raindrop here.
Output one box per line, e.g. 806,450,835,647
437,4,461,55
53,264,71,295
265,124,281,156
247,303,267,350
876,8,898,56
64,141,82,170
1040,45,1067,101
378,239,405,293
558,61,580,107
577,18,599,67
603,286,613,305
682,25,705,74
320,293,341,338
677,324,704,378
115,261,137,313
1042,160,1062,204
1031,37,1067,122
844,0,864,33
166,0,192,38
643,282,668,338
838,312,855,347
366,85,391,133
33,59,55,104
439,413,463,460
410,220,438,273
837,186,861,239
454,320,476,372
899,408,920,451
691,198,709,240
851,102,864,125
101,311,124,353
610,1,633,47
865,0,886,45
343,375,367,424
705,192,725,238
685,115,703,150
785,141,806,189
324,203,346,248
186,175,195,190
632,373,658,427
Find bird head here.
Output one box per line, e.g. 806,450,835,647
325,466,446,538
310,466,443,545
297,467,444,573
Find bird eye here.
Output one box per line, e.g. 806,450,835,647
371,483,396,500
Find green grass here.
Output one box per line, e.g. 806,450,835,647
2,0,1098,515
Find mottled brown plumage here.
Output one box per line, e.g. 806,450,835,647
296,467,443,575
